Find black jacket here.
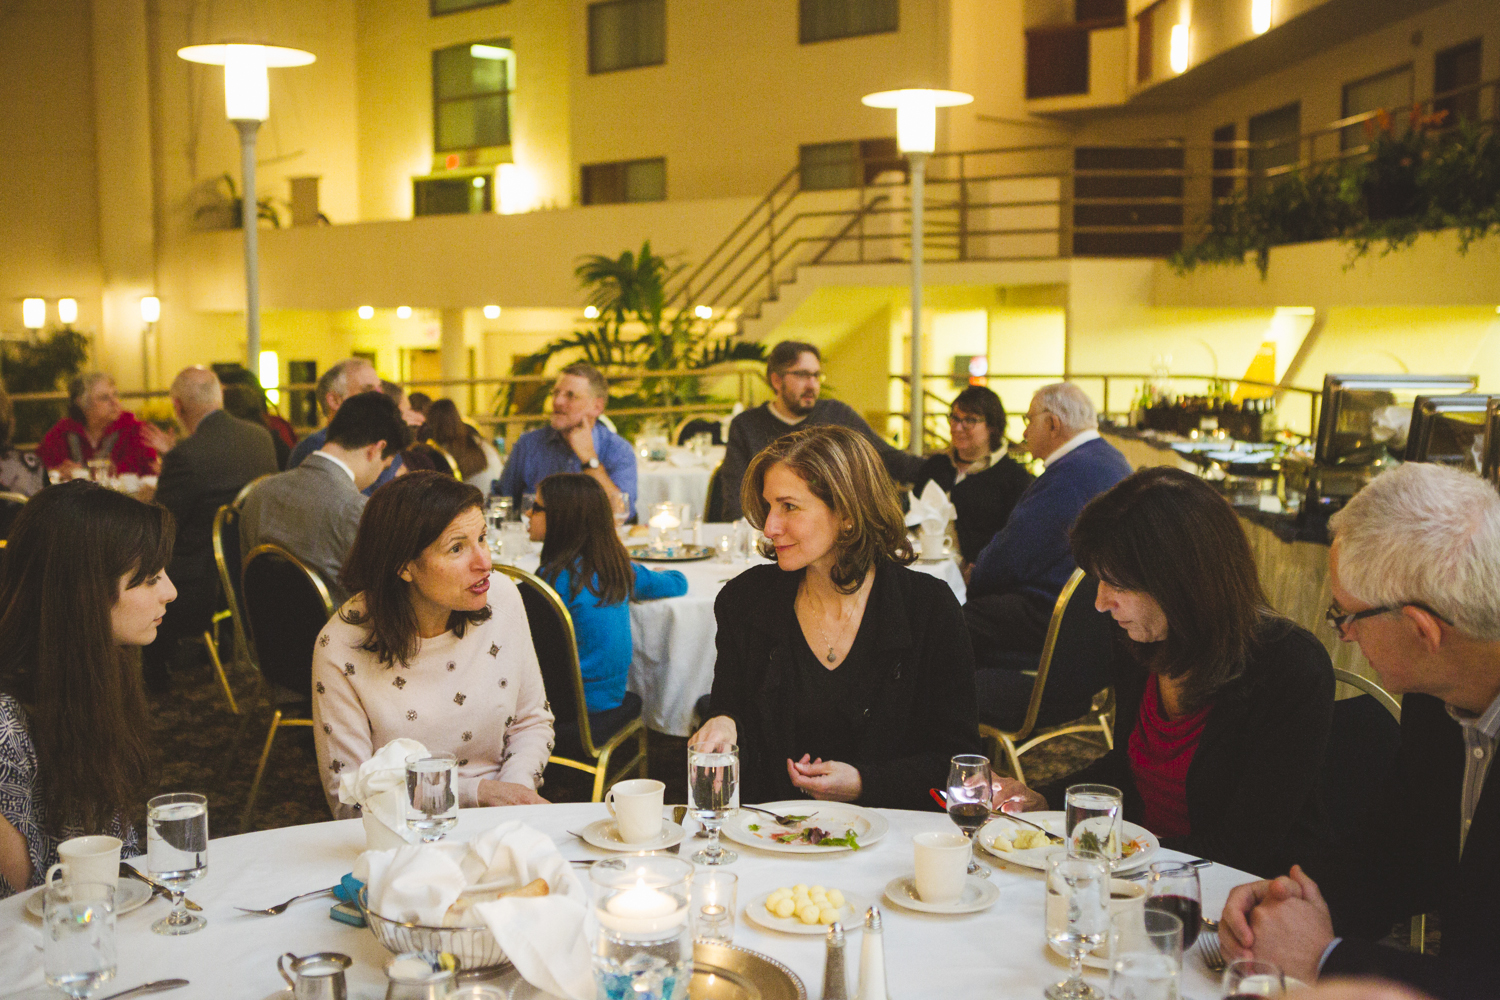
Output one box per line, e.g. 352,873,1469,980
913,452,1033,564
1041,618,1334,878
1318,692,1499,1000
707,559,981,810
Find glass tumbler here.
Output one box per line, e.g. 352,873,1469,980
43,881,116,999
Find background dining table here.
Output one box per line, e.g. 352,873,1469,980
0,802,1249,1000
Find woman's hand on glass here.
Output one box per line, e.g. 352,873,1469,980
476,780,550,806
989,776,1047,812
689,715,737,753
786,755,862,802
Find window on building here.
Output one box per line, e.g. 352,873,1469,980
1135,0,1169,83
1248,102,1300,191
1071,145,1184,256
433,40,512,152
588,0,665,74
582,159,666,205
1211,123,1236,200
799,138,903,190
1341,63,1413,150
414,173,495,216
1435,39,1482,124
431,0,507,14
800,0,898,44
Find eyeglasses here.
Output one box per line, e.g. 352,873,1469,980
947,414,984,429
1325,601,1452,634
782,369,824,382
529,502,546,515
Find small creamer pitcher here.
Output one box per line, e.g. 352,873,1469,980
278,951,352,1000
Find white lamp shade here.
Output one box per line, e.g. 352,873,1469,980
57,298,78,325
358,305,374,320
22,299,44,329
178,43,315,122
1251,0,1273,34
140,296,160,323
1169,24,1190,73
483,305,501,319
861,89,973,155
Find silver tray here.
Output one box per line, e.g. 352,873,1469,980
626,543,716,562
494,941,806,1000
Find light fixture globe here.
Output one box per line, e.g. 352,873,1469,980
861,88,973,154
178,44,315,122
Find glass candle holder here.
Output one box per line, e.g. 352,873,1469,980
689,870,737,943
591,856,693,1000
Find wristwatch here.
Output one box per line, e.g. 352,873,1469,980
584,457,601,469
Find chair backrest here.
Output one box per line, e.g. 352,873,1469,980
704,463,725,523
1014,569,1115,739
0,491,28,539
213,503,254,663
241,544,335,699
418,440,463,479
491,563,596,755
1321,668,1402,844
675,416,723,446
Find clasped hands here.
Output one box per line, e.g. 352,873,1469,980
1220,864,1336,985
689,715,862,802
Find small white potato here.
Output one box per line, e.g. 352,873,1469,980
826,889,844,908
773,897,797,918
992,834,1014,852
818,907,838,925
810,885,826,896
768,888,790,904
792,884,808,894
797,904,821,925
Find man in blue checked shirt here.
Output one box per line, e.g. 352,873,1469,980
496,361,638,518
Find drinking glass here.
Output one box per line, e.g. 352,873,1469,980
1107,908,1182,1000
1221,959,1285,999
689,870,737,943
406,753,459,842
1107,950,1179,1000
687,741,738,865
945,754,992,877
1144,862,1202,949
612,492,631,532
1065,783,1123,865
146,791,208,936
1045,849,1111,1000
520,493,537,518
43,881,116,998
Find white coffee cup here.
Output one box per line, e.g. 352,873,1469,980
45,834,122,888
912,830,970,904
919,529,952,560
605,778,665,844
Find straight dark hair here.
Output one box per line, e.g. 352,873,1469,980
537,474,635,605
341,471,491,665
1070,466,1271,714
766,340,820,378
951,385,1008,451
0,480,169,835
421,399,487,477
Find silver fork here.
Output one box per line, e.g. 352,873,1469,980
1198,931,1226,973
736,804,818,826
234,885,339,916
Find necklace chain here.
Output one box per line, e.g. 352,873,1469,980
800,578,861,663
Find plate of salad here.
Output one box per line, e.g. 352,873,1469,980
720,801,889,854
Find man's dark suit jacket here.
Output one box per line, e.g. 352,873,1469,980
1318,692,1498,1000
153,408,279,634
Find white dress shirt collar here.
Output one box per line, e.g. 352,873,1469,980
1042,428,1100,469
310,449,357,484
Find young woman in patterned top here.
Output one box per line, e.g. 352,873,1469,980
0,480,176,896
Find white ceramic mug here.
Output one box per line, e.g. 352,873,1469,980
920,530,953,560
605,778,665,844
45,834,122,888
912,830,970,904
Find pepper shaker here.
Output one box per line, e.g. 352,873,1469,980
820,921,850,1000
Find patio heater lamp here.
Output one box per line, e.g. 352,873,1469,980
177,43,315,371
861,88,973,454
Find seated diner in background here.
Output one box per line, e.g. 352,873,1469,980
0,481,176,896
312,471,554,818
0,383,45,497
690,424,980,811
911,385,1032,566
990,467,1335,879
422,398,504,492
1221,463,1500,1000
37,372,168,477
530,473,686,741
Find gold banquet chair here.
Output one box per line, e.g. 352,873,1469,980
493,563,647,801
198,475,274,714
978,569,1116,783
416,439,464,479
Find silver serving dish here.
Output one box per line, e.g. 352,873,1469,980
492,941,806,1000
625,543,716,562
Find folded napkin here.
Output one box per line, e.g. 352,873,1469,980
356,842,468,927
339,737,429,837
905,479,956,529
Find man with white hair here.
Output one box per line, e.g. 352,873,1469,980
964,382,1132,725
1221,463,1500,999
287,358,401,494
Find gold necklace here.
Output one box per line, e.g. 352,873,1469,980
800,578,859,663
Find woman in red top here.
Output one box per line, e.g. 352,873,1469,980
990,467,1335,877
37,374,167,477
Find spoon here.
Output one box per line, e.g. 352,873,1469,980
97,979,190,1000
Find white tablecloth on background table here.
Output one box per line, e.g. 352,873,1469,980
511,526,967,736
0,802,1251,1000
635,447,725,513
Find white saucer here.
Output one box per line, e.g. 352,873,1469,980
744,890,867,935
578,816,686,853
882,875,999,914
25,878,154,919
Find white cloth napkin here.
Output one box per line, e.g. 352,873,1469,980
356,843,467,926
470,821,592,1000
905,479,956,529
338,737,428,835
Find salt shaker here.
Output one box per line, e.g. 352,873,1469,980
820,921,850,1000
856,907,889,1000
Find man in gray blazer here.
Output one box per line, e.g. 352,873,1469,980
240,392,410,606
144,366,280,690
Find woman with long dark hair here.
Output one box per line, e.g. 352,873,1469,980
312,471,553,817
530,473,686,736
991,467,1335,876
0,480,176,896
421,399,503,490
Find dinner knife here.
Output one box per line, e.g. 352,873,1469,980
119,863,202,912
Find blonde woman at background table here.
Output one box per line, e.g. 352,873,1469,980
312,471,554,818
690,425,980,810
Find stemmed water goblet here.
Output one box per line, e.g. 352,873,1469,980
146,791,208,936
1045,848,1111,1000
687,740,738,865
946,754,992,877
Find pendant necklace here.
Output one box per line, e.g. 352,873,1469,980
802,578,858,663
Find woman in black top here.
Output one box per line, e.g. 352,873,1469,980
911,386,1031,564
690,425,980,810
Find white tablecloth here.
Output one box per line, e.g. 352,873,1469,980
635,448,724,513
512,527,967,736
0,803,1249,1000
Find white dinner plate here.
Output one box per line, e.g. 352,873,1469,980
882,875,999,915
977,811,1158,872
578,816,687,853
25,878,154,919
744,890,865,935
719,802,888,854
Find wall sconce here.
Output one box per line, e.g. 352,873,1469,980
22,298,45,330
58,298,78,326
396,306,413,319
1251,0,1273,35
358,305,374,320
1169,24,1190,74
140,296,161,323
483,305,501,319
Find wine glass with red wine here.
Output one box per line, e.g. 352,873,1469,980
1143,861,1202,949
946,754,992,878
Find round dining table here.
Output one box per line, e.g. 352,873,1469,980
0,802,1248,1000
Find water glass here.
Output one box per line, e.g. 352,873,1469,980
405,754,459,842
1107,951,1179,1000
499,520,530,563
611,492,631,530
690,870,737,943
146,792,208,936
945,754,992,877
43,881,116,999
1045,849,1110,1000
1065,783,1123,865
715,534,733,564
1108,908,1182,1000
1144,862,1202,949
1220,959,1285,998
687,741,738,865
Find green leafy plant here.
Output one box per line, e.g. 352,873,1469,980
3,327,90,443
194,172,282,230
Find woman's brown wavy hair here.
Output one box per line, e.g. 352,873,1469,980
740,424,913,593
537,473,635,605
0,480,169,836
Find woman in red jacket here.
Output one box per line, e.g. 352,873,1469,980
37,373,168,476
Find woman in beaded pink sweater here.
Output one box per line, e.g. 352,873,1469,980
312,471,555,818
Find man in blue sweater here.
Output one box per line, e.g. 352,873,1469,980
965,382,1132,728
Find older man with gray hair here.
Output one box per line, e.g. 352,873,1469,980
964,382,1132,727
1221,462,1500,1000
288,357,402,494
